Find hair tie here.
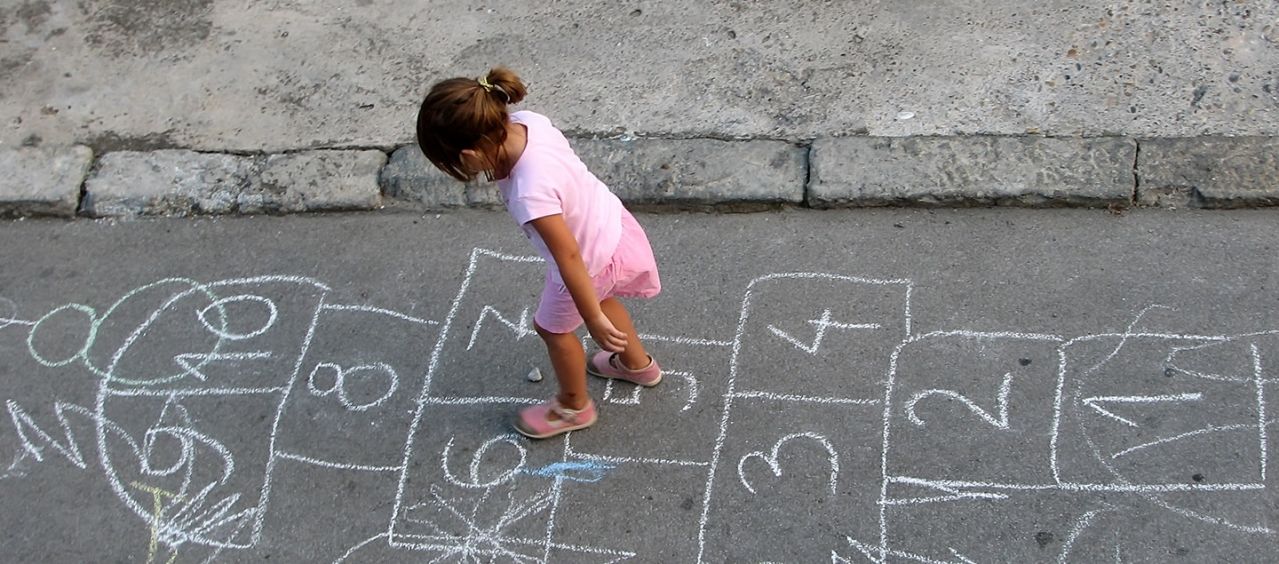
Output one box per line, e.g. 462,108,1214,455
477,76,511,103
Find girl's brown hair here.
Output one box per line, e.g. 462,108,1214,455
416,67,528,181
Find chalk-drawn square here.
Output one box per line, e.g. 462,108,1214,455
730,274,910,400
273,305,437,470
565,335,732,463
702,399,881,562
548,462,704,562
98,393,279,549
391,403,566,550
256,461,403,561
97,278,329,394
426,250,547,401
874,490,1089,564
886,332,1063,486
1054,333,1269,487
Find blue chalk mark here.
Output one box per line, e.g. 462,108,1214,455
523,460,616,483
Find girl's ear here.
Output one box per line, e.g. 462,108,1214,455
459,148,485,172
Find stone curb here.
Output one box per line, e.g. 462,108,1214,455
0,146,93,217
1137,137,1279,209
2,136,1276,218
570,137,806,207
81,149,385,218
809,136,1136,208
379,137,805,211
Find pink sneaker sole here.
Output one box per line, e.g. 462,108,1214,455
587,352,662,387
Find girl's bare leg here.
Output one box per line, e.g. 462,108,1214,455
599,297,650,370
535,322,590,413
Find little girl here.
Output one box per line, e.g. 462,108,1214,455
416,67,663,439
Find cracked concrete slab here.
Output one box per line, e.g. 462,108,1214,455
1,1,1276,153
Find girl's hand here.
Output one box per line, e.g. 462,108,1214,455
586,313,628,353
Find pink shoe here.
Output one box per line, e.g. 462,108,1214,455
587,352,662,387
514,398,597,439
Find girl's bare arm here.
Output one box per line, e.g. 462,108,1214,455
528,214,628,351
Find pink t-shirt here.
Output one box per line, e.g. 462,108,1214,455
497,111,624,283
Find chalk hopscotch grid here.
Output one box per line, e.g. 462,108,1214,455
3,253,1277,561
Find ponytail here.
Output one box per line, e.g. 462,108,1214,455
416,67,528,182
480,67,527,106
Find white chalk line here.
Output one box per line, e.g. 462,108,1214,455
1148,496,1275,535
541,435,572,563
602,378,641,405
568,451,709,467
0,296,23,330
845,536,975,564
669,371,699,411
1081,393,1204,428
1058,505,1117,564
903,284,913,337
335,532,389,562
1109,420,1277,460
636,333,732,347
306,361,400,412
737,432,839,496
274,451,403,473
880,337,910,562
1076,406,1277,536
766,308,881,355
1253,344,1267,481
695,271,757,564
391,535,636,559
903,329,1067,343
440,435,527,489
728,390,879,405
252,291,329,546
905,372,1014,430
321,304,438,326
882,477,1009,505
7,400,96,470
104,386,288,397
467,305,536,351
420,396,543,406
27,302,98,367
1083,304,1174,376
1165,340,1251,383
172,351,274,382
888,476,1266,493
197,294,278,340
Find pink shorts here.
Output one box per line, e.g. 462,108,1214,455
534,210,661,334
